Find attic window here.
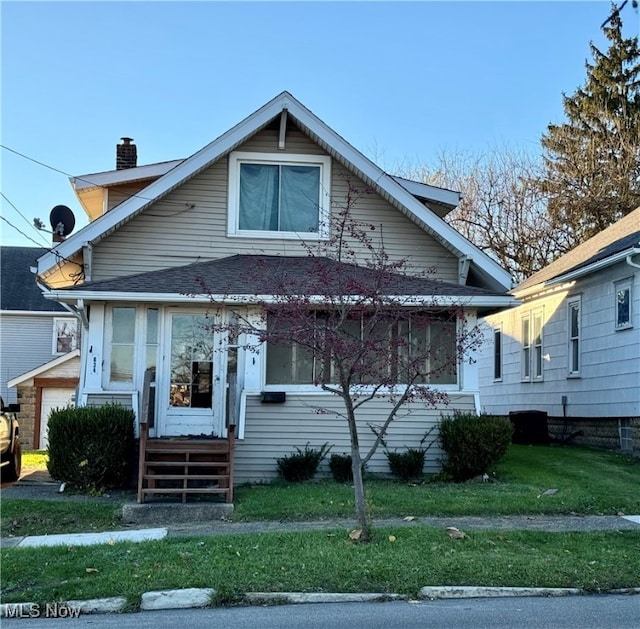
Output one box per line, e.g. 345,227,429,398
228,151,331,239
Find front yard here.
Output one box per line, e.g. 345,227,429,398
1,444,639,605
2,445,639,538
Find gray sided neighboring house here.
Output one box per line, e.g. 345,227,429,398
1,246,80,447
479,207,640,453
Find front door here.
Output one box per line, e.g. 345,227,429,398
158,312,225,437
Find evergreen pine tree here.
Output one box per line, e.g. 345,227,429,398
540,6,640,248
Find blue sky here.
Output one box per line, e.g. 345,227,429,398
2,1,638,247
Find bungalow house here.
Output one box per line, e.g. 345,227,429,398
1,246,80,448
34,92,515,501
478,207,640,453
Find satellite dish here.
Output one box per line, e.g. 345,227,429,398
49,205,75,238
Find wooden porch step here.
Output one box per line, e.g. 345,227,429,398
143,474,229,481
137,413,236,504
141,487,229,495
144,461,229,468
147,447,229,456
145,441,230,451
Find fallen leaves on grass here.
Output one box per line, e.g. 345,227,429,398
446,527,467,540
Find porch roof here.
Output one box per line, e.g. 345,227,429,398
46,255,516,310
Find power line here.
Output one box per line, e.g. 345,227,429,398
0,214,50,249
0,143,193,210
0,192,50,246
0,195,85,280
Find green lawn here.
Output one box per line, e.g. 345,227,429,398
233,445,640,521
2,445,639,538
2,528,639,605
2,444,639,605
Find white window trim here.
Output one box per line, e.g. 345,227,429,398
493,325,502,382
567,297,581,377
520,309,544,382
52,316,79,355
614,278,633,330
532,309,544,382
521,313,531,382
261,316,461,391
227,151,332,240
103,306,137,391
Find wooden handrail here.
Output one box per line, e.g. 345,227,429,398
137,367,155,503
227,423,236,503
137,422,148,503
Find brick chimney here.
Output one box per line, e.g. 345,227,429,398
116,137,137,170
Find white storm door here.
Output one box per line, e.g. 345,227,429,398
158,312,225,437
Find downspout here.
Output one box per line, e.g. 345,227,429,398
36,278,88,329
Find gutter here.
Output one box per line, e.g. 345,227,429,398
626,248,640,270
546,248,639,286
41,290,519,309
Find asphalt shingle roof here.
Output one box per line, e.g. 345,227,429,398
67,255,504,299
516,207,640,292
1,247,67,312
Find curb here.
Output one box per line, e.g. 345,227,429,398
418,586,581,599
3,587,639,616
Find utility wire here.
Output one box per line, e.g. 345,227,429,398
0,214,51,249
1,194,85,276
1,192,50,246
1,143,193,210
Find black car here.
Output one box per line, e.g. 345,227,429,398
0,398,21,481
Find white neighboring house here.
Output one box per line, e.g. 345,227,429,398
479,207,640,453
33,92,516,498
1,247,80,448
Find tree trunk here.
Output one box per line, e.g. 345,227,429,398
349,430,371,542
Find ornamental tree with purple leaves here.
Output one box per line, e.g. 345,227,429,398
199,182,482,541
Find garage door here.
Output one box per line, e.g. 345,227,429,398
40,388,75,449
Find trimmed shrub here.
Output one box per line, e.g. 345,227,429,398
329,453,353,483
439,412,513,482
47,404,135,492
276,443,331,482
385,448,426,481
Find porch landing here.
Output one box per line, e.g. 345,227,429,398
122,502,234,527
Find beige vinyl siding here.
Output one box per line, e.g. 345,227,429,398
233,393,475,484
107,182,154,211
40,356,81,380
90,127,458,282
85,392,135,410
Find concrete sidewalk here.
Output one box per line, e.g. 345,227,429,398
2,512,639,550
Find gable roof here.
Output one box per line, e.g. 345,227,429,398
7,349,80,388
37,91,512,291
44,254,516,312
71,159,184,192
516,207,640,294
1,247,67,312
